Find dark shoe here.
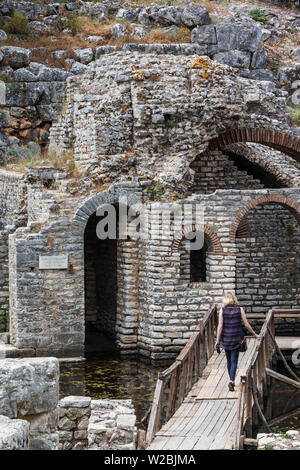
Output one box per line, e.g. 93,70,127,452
228,382,235,391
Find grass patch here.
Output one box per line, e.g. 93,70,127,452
4,10,29,35
144,184,165,201
264,444,274,450
287,104,300,126
250,8,269,23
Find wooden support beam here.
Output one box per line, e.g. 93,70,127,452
269,407,300,428
265,368,300,390
244,438,258,448
252,381,272,433
137,429,146,450
267,327,300,383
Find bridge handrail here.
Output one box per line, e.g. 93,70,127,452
234,308,300,449
145,304,218,447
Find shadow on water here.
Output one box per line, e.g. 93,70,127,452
59,331,167,427
257,359,300,434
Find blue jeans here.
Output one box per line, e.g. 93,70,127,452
225,348,240,382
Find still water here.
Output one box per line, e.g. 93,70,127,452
59,334,300,432
59,351,164,427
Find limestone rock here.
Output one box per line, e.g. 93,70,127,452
0,29,7,41
28,21,50,35
291,48,300,61
0,415,29,450
116,8,139,22
181,3,210,27
191,24,217,46
78,3,108,20
111,23,128,40
74,48,94,65
216,23,263,53
213,50,251,69
70,61,88,75
150,6,183,26
0,357,59,418
2,47,31,69
251,49,268,69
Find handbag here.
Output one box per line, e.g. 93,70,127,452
240,337,247,352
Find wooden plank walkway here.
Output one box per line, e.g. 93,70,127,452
148,338,257,450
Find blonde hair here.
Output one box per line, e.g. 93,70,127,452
222,292,238,307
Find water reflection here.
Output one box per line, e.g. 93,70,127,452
59,352,163,427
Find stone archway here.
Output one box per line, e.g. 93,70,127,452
207,127,300,160
73,186,142,355
230,194,300,242
172,224,224,284
231,194,300,317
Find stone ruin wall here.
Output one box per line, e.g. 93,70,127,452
0,53,299,359
1,174,300,361
236,202,300,334
0,357,137,451
49,53,290,191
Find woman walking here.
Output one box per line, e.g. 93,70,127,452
215,292,262,391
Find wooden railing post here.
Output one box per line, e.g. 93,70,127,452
146,375,164,447
145,304,218,447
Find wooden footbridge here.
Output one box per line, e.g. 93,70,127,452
140,305,300,451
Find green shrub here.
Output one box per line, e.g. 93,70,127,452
68,16,80,36
288,104,300,125
4,10,29,35
250,8,268,23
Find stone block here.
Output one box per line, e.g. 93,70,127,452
116,414,136,432
0,358,59,418
0,414,29,450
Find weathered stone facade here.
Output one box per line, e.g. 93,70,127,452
0,54,300,362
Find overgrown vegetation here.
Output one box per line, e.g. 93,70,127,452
4,10,29,35
287,103,300,125
144,184,165,201
250,8,268,23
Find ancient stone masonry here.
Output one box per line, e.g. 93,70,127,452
58,396,91,450
0,51,300,361
2,1,300,158
0,55,72,160
49,53,290,192
54,395,138,451
0,358,138,450
0,415,30,450
257,430,300,450
88,399,137,451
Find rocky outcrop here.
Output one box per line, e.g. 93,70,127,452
257,430,300,450
0,415,29,450
0,52,72,161
0,357,60,450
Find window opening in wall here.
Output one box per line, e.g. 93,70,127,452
190,237,208,283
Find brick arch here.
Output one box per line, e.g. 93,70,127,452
73,185,142,233
173,224,224,254
230,194,300,242
207,127,300,160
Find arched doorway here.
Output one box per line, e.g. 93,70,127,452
84,207,119,353
78,191,141,356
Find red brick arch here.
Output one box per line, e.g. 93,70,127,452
208,127,300,160
173,224,223,254
230,194,300,242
